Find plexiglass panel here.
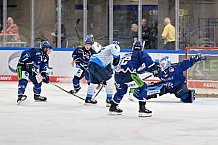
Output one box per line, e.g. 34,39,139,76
0,0,30,47
87,0,109,47
179,0,218,49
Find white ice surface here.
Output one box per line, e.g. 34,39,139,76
0,82,218,145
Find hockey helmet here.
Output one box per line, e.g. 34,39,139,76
41,41,52,52
112,41,120,45
86,34,94,44
160,56,171,70
132,41,143,51
85,37,93,45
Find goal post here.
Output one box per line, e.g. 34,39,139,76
185,46,218,97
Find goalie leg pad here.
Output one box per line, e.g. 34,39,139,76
180,90,195,103
189,90,195,103
174,84,189,98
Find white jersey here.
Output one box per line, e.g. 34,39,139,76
89,44,120,67
92,42,102,53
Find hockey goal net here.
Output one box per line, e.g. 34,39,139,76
185,46,218,97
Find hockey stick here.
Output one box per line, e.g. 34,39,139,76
74,18,83,45
142,41,145,49
93,84,104,99
50,83,85,100
142,74,153,81
73,58,89,72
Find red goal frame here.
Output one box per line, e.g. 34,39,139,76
185,46,218,89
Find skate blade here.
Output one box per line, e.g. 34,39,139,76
17,97,27,105
84,103,97,106
108,111,122,115
138,113,152,117
69,92,78,95
35,100,47,102
17,100,25,105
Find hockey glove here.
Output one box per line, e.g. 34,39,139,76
101,81,107,86
41,72,49,84
152,66,160,77
26,63,40,76
112,56,120,66
137,65,146,74
152,70,159,77
149,63,160,77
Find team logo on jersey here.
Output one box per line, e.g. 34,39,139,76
43,57,48,62
162,71,168,77
169,67,174,72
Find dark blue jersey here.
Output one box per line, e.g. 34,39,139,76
159,58,196,89
72,47,96,67
18,48,49,73
117,51,154,73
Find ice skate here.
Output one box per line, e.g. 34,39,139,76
146,94,158,100
138,102,152,117
84,98,97,105
17,94,27,105
34,94,47,102
138,107,152,117
69,89,79,95
109,102,123,115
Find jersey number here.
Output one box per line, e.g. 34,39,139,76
120,54,131,66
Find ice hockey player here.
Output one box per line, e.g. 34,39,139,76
84,41,120,106
150,54,206,103
16,41,52,104
69,36,97,94
85,34,102,90
109,41,159,117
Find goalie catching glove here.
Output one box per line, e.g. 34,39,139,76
192,53,206,63
136,62,160,77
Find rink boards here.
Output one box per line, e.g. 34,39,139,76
0,47,218,89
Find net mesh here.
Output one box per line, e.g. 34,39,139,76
185,46,218,97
